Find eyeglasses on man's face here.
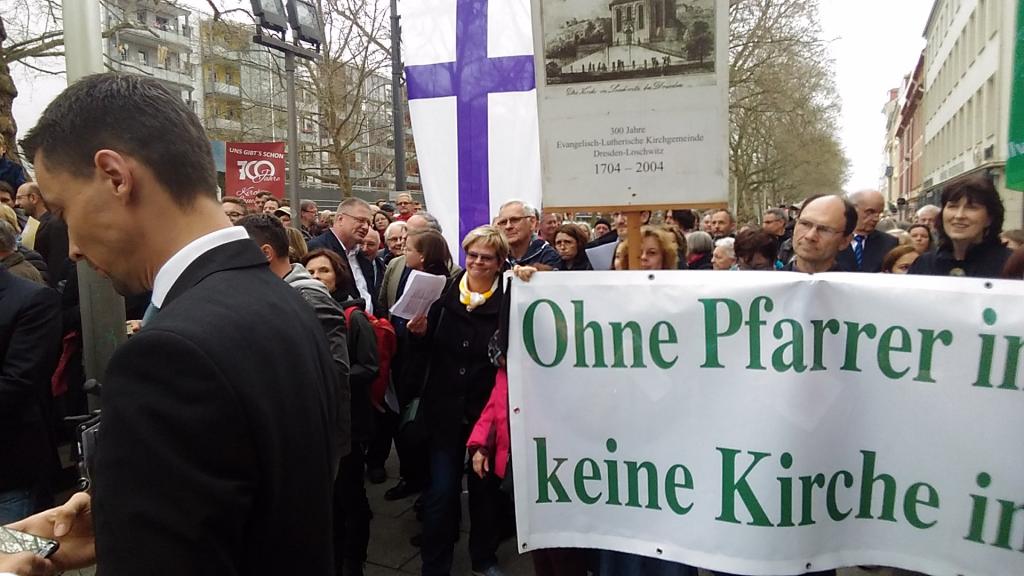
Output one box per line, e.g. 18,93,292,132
495,215,531,228
342,212,372,226
795,218,842,238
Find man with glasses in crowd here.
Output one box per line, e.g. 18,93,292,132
836,189,897,273
382,220,407,264
784,194,856,273
221,196,247,224
300,199,320,237
494,200,560,268
309,197,379,314
393,192,416,222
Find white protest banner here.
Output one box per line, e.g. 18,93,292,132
530,0,729,210
508,271,1024,576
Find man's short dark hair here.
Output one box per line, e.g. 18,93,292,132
595,218,611,229
798,194,857,236
238,214,289,259
671,209,697,230
222,196,245,207
712,209,735,224
20,73,217,208
0,181,13,197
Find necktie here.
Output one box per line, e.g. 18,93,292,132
853,235,865,270
141,302,161,327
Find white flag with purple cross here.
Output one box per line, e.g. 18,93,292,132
400,0,541,257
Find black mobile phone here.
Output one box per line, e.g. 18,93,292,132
0,525,59,558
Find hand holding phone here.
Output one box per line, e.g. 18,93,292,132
0,550,54,575
0,526,58,558
6,492,96,571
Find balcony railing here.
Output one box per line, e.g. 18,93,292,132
121,25,192,50
206,81,241,98
208,117,242,132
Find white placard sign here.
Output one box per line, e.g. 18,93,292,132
508,271,1024,576
531,0,729,209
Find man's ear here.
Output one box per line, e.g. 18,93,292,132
258,243,274,263
94,150,134,205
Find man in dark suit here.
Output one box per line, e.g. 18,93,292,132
15,73,339,575
16,182,72,288
0,267,61,524
836,189,898,273
309,196,380,315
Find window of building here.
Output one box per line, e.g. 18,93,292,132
984,76,996,138
155,16,170,31
136,9,147,25
138,50,148,65
616,8,622,32
638,5,644,29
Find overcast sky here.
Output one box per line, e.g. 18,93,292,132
13,0,935,193
818,0,933,191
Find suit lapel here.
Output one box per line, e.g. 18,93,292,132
163,239,268,308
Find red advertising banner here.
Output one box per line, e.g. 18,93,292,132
225,142,286,207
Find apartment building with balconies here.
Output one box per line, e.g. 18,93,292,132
198,18,327,188
102,0,198,110
920,0,1022,226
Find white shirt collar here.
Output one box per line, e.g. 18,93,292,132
331,227,359,254
151,227,250,308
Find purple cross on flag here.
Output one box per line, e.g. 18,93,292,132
400,0,542,256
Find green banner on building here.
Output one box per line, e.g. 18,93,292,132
1007,0,1024,191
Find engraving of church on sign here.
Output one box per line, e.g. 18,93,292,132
541,0,715,85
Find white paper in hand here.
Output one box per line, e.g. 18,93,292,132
390,270,447,320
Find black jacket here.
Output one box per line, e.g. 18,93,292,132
420,271,503,445
334,296,379,444
556,253,593,271
93,239,338,575
33,212,72,289
17,246,49,284
836,229,899,273
586,230,618,249
0,268,62,493
307,229,380,313
508,236,561,268
908,240,1012,279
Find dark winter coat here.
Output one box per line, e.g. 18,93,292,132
908,239,1012,279
333,295,379,444
419,271,503,445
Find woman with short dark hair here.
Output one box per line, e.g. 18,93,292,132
552,223,593,270
734,229,778,270
909,175,1011,278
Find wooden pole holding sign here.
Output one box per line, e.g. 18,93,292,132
626,211,643,271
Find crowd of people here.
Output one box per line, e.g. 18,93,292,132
2,73,1023,576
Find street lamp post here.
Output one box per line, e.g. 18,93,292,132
250,0,322,224
390,0,406,198
62,0,127,389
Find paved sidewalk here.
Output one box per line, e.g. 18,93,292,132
362,454,881,576
64,451,885,576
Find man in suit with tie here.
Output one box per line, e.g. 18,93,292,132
15,73,339,575
0,267,61,524
837,189,898,273
309,197,380,315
